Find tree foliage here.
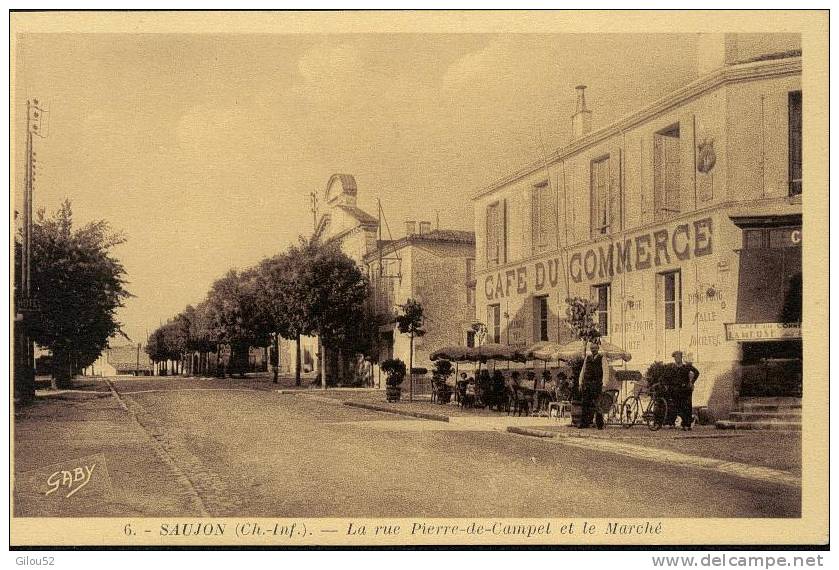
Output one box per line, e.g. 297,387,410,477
26,200,132,384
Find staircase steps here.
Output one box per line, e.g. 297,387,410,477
715,397,802,431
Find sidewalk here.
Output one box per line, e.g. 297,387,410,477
508,419,801,478
326,392,801,485
13,384,204,517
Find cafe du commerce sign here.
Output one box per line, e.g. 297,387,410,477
484,217,713,301
725,322,802,341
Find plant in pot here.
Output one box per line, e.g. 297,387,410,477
563,296,602,427
432,359,454,405
381,358,407,402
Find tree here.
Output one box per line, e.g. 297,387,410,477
26,200,131,387
396,298,426,402
306,241,370,388
256,237,320,385
204,268,272,377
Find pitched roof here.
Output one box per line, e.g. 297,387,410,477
363,229,475,262
336,204,378,226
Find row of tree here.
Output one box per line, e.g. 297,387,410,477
147,237,379,385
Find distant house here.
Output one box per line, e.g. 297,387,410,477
86,345,153,377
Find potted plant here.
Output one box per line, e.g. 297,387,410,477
432,359,454,404
381,358,407,402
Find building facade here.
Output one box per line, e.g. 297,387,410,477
366,227,476,385
473,34,802,417
277,174,476,387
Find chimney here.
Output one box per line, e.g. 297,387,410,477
419,221,432,236
405,220,417,236
571,85,592,140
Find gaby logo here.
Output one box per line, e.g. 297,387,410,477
46,463,97,498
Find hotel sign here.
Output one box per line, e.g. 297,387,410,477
724,322,801,341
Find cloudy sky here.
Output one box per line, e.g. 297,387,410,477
14,32,699,343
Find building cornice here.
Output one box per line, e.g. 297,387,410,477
470,56,802,201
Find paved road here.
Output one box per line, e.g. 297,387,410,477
99,376,798,518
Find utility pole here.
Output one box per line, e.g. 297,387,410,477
309,191,319,232
15,98,45,402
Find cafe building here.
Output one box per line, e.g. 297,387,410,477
472,34,802,418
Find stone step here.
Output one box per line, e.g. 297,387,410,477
738,403,802,412
729,411,802,422
738,397,802,407
715,419,801,431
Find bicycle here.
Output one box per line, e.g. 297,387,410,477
596,389,623,425
620,386,668,431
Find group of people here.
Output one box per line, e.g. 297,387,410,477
577,344,699,431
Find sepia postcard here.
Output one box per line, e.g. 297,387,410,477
8,10,829,548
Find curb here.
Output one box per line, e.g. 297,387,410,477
343,401,450,423
507,422,799,488
507,426,557,438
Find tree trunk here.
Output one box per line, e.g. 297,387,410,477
272,334,279,383
295,335,302,386
409,333,414,402
320,339,327,390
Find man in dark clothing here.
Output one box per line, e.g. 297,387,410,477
579,343,604,429
672,350,700,430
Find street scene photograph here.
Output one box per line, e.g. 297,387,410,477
9,11,828,548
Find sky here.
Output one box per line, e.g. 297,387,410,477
13,32,699,344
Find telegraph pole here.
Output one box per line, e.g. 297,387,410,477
15,98,45,402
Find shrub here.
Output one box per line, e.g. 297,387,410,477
432,359,454,380
381,358,407,387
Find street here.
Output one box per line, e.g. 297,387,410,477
14,376,800,518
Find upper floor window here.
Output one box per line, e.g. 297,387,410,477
654,124,681,221
465,258,476,308
590,155,611,236
789,91,802,196
532,181,555,251
486,201,506,267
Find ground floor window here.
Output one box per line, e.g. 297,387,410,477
466,330,475,348
534,295,549,342
661,270,682,330
487,304,501,344
592,284,610,337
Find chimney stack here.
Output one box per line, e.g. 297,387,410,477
405,220,417,236
419,221,432,235
571,85,592,140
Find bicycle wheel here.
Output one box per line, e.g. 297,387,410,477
620,396,640,428
647,398,668,431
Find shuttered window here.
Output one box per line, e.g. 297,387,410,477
789,91,802,196
486,201,507,266
531,181,555,251
654,124,681,221
590,156,610,236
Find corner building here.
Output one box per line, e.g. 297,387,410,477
473,34,802,418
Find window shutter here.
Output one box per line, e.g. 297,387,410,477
590,160,598,238
501,199,508,263
485,204,495,264
653,135,663,221
531,188,539,253
610,147,622,234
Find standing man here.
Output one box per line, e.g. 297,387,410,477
672,351,700,430
579,343,605,429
